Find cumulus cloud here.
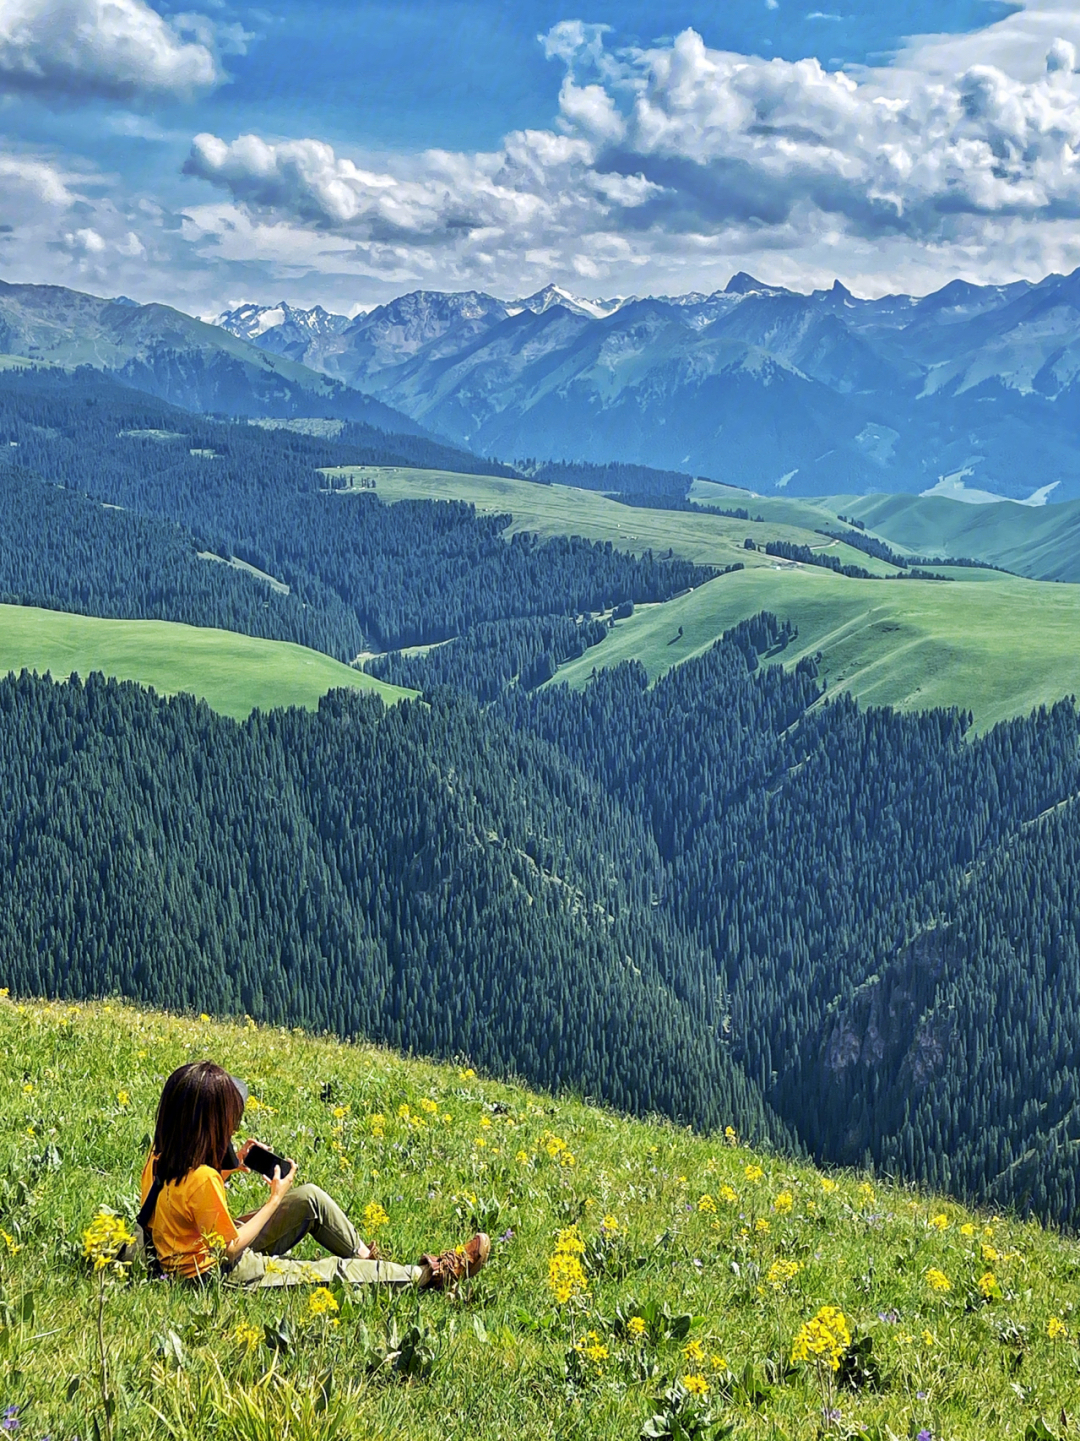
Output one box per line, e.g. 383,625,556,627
175,14,1080,301
0,0,219,101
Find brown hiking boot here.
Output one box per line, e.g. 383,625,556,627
417,1232,490,1290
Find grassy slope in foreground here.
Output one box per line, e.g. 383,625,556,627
556,564,1080,733
0,605,412,720
2,995,1076,1441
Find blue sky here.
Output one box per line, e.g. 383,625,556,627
2,0,1079,314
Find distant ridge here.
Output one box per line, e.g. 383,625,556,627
211,268,1080,501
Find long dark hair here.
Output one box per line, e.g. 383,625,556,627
152,1062,244,1185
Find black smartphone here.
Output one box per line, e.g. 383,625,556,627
244,1141,292,1179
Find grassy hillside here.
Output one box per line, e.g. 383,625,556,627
555,566,1080,732
0,605,412,721
331,466,1080,732
322,466,898,576
841,493,1080,583
1,995,1077,1441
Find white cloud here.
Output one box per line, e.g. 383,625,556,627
0,152,77,206
0,0,219,101
173,14,1080,302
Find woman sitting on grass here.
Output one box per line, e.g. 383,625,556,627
140,1060,489,1289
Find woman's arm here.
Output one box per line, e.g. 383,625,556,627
224,1162,296,1263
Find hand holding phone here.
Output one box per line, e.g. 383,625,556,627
243,1140,293,1180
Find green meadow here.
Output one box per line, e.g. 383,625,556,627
326,466,1080,732
3,994,1080,1441
0,605,411,721
556,566,1080,732
321,466,897,575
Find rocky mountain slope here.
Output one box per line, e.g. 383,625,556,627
217,272,1080,500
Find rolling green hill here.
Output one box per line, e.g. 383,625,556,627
333,466,1080,731
0,605,412,720
322,466,899,575
2,995,1078,1441
555,566,1080,732
841,492,1080,582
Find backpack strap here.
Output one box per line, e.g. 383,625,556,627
136,1166,164,1232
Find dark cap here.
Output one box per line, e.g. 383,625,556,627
230,1075,249,1108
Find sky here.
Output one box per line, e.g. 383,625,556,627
4,0,1080,315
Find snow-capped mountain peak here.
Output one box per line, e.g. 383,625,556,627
509,284,628,320
215,301,350,344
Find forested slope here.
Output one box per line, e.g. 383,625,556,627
0,367,712,656
501,629,1080,1222
0,668,780,1144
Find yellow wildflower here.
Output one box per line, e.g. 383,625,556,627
234,1321,262,1351
547,1250,588,1304
922,1330,936,1347
820,1177,837,1194
926,1268,952,1293
601,1214,620,1235
982,1243,999,1263
724,1126,737,1145
682,1374,709,1397
774,1190,794,1214
515,1149,530,1165
698,1194,717,1214
767,1259,801,1289
0,1228,20,1255
745,1164,764,1183
116,1090,129,1108
1048,1317,1068,1340
683,1339,705,1363
719,1183,738,1204
307,1287,340,1318
755,1217,771,1234
82,1211,134,1272
791,1306,852,1372
977,1271,998,1300
574,1330,609,1365
857,1181,876,1206
960,1223,975,1236
459,1068,476,1080
362,1202,389,1231
554,1226,585,1255
627,1316,647,1340
420,1097,438,1114
929,1213,949,1231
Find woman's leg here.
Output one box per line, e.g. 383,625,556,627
225,1249,421,1289
249,1183,361,1258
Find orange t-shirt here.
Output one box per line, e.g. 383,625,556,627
140,1153,239,1279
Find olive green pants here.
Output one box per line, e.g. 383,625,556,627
224,1184,421,1288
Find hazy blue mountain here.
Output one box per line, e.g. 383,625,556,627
0,280,425,431
216,272,1080,500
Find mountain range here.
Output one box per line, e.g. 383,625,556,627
216,273,1080,501
6,271,1080,502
